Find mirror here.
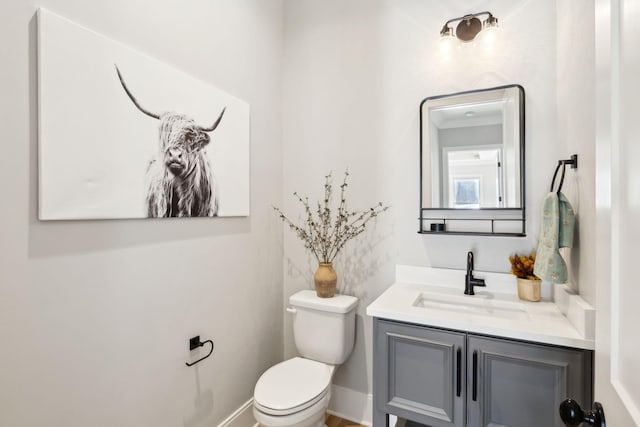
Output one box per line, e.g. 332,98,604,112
419,85,525,236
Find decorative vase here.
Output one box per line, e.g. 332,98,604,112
517,277,542,302
314,262,337,298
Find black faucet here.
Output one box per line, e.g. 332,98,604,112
464,251,486,295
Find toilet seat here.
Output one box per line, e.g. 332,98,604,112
254,357,332,416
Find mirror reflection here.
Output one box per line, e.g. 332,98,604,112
421,85,524,210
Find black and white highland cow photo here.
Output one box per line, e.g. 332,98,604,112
37,8,250,220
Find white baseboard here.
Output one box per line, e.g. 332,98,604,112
216,398,258,427
221,387,374,427
327,385,373,426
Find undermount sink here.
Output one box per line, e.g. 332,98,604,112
413,291,529,320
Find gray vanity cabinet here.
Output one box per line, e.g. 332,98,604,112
373,319,593,427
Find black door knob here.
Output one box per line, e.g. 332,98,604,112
559,399,606,427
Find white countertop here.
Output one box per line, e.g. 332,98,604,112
366,266,595,350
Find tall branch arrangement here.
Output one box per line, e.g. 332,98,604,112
273,171,389,263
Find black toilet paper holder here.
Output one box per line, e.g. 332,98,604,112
185,335,214,367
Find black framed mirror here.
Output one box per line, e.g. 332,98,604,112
419,84,525,236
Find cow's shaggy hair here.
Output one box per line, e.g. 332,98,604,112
115,65,225,218
145,113,219,217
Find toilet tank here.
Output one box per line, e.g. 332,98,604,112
289,290,358,365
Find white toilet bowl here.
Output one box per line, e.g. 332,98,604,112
253,357,335,427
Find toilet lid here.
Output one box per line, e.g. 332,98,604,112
254,357,332,415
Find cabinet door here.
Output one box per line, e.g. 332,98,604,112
467,335,593,427
374,319,466,427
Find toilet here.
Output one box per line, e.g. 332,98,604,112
253,290,358,427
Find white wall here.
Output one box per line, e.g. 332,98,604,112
0,1,284,426
556,0,596,305
0,1,598,423
282,0,589,399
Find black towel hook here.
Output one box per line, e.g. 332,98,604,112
550,154,578,194
185,336,214,367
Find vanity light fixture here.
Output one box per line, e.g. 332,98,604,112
439,11,499,44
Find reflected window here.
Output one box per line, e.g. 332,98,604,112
453,178,480,208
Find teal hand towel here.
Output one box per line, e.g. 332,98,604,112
534,191,575,284
558,192,575,248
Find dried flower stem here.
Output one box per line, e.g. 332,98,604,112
273,171,389,263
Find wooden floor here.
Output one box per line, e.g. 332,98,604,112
325,414,367,427
259,413,366,427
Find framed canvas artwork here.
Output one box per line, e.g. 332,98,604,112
37,8,250,219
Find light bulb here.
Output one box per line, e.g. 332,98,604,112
477,16,500,52
439,33,459,61
476,26,500,52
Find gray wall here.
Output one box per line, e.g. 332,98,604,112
0,1,284,426
439,125,502,150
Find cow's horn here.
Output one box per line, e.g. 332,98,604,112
199,107,226,132
115,65,160,120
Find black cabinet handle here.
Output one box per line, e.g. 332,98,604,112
456,347,462,397
472,350,478,401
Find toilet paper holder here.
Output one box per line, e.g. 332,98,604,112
185,335,214,367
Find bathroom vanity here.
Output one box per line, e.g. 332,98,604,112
367,266,595,427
